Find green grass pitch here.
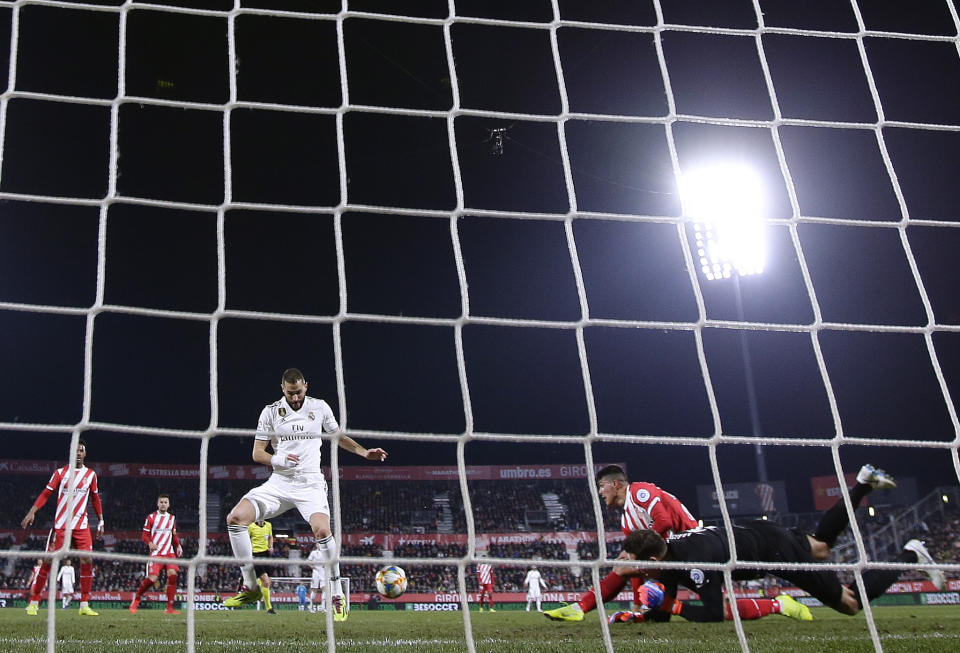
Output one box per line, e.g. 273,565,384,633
2,605,959,652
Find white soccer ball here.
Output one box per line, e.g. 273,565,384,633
375,565,408,599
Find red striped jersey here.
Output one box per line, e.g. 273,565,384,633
143,511,178,556
477,563,494,585
621,482,698,538
28,563,41,589
46,466,99,531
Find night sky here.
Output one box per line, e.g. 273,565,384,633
1,0,959,517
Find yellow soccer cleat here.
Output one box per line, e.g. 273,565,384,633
78,605,99,616
332,595,348,622
776,594,813,622
224,585,262,608
25,604,38,616
544,603,584,622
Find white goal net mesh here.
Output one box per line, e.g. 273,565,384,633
1,1,958,652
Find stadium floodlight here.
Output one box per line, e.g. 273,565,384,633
681,161,770,485
681,162,767,281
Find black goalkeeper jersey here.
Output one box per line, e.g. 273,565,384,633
659,522,824,622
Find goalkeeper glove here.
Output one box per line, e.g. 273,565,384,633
637,580,666,612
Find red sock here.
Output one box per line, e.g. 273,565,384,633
30,563,52,602
79,562,93,602
166,574,178,605
578,571,626,613
136,576,153,599
726,598,781,620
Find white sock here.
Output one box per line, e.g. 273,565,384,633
228,524,257,588
317,536,343,596
536,598,541,611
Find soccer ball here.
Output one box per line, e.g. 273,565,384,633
375,565,408,599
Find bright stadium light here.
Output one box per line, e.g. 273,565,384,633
681,163,767,280
680,161,771,485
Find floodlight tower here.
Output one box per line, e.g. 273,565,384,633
681,163,769,484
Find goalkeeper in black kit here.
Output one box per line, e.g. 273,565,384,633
613,464,945,622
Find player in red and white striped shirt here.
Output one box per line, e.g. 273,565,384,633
129,494,183,614
21,440,104,616
546,465,698,622
476,560,495,611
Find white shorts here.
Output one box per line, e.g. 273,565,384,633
243,474,329,522
61,584,75,594
310,569,325,590
527,589,542,599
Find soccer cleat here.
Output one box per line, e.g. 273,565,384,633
78,605,99,616
165,606,180,614
25,604,38,616
904,539,946,590
776,594,813,622
489,607,496,612
129,597,140,614
266,608,277,615
223,585,262,608
478,606,485,612
608,610,643,624
856,464,896,490
332,595,347,622
544,603,584,622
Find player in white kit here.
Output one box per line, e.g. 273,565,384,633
223,368,387,623
307,541,326,613
57,559,76,609
524,565,547,612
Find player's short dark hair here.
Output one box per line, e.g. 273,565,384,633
78,438,87,449
622,529,668,560
282,368,305,384
158,493,169,500
596,464,627,483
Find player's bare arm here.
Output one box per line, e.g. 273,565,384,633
337,434,387,461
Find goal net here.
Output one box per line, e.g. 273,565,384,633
1,1,957,652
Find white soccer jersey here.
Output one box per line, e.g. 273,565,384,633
143,511,178,556
308,549,326,587
57,565,76,592
46,465,98,530
524,569,545,597
307,548,324,571
256,396,339,479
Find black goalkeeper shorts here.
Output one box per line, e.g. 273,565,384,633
744,521,845,610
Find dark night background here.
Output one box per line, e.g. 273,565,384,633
1,0,959,520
